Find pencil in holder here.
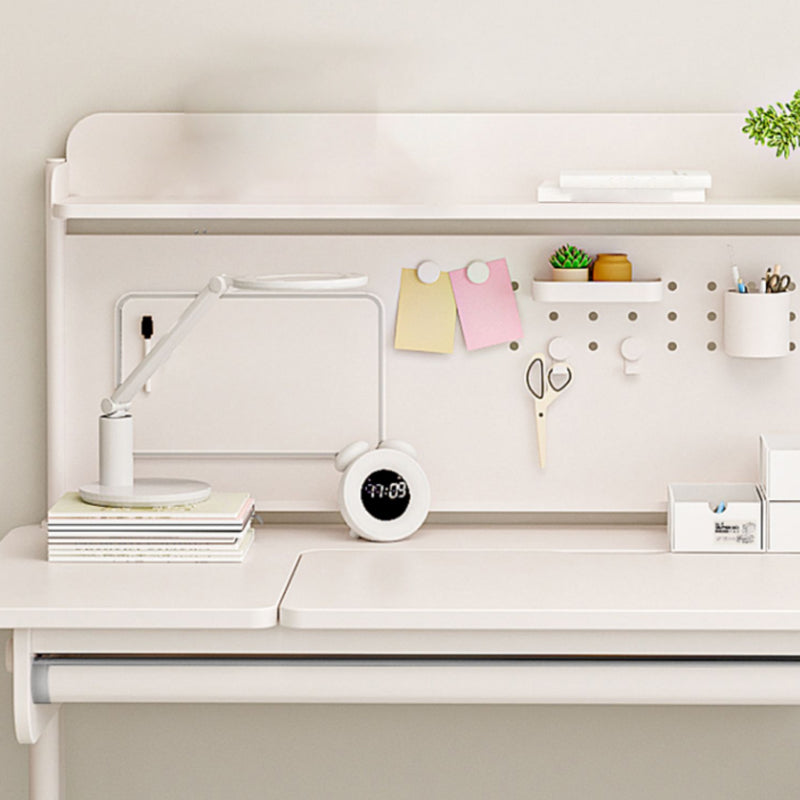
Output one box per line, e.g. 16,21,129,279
723,290,791,358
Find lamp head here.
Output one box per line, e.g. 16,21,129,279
231,273,367,292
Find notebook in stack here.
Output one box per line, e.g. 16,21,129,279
46,492,255,562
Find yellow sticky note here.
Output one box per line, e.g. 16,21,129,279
394,268,457,354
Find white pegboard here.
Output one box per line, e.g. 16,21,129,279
61,234,799,512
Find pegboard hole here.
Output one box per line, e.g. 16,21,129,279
791,342,797,352
511,281,519,291
667,311,678,321
667,281,678,292
707,281,717,291
667,341,678,351
509,341,519,351
588,341,599,351
588,311,599,321
707,311,717,321
549,311,559,321
791,311,796,322
707,341,717,351
628,311,638,321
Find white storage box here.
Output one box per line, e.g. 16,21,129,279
668,483,763,553
760,434,800,500
765,501,800,552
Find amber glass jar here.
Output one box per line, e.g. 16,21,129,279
593,253,632,281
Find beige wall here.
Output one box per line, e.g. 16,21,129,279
3,0,800,796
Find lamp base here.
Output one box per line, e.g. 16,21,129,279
79,478,212,508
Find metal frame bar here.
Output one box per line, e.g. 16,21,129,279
31,655,800,706
115,290,387,458
45,161,69,505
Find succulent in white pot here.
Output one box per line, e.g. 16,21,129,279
549,244,592,282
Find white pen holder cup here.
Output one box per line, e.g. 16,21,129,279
723,290,791,358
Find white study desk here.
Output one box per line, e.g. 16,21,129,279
5,521,800,799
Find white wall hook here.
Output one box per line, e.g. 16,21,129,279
548,337,572,376
466,260,490,284
416,260,441,284
620,337,646,375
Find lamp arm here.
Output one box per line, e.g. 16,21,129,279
101,274,232,416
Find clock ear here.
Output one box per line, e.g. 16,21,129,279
334,440,371,472
377,439,417,458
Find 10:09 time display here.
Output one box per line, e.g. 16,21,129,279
360,469,411,521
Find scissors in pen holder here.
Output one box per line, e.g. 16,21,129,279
524,353,573,470
765,272,791,293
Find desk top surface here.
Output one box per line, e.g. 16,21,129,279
0,524,298,628
282,547,800,631
4,523,800,632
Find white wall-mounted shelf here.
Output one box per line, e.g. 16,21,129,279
53,199,800,238
531,279,663,303
53,198,800,222
54,203,800,239
50,112,800,235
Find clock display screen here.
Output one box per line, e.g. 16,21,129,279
361,470,411,521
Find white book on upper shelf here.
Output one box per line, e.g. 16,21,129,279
538,181,706,204
558,170,712,190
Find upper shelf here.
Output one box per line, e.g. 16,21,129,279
50,113,800,234
53,196,800,236
53,197,800,222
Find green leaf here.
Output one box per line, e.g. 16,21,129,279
744,90,800,157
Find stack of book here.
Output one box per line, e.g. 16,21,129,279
537,170,712,203
46,492,255,563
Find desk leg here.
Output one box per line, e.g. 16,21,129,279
29,710,63,800
9,630,65,799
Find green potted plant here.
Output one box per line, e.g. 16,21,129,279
549,244,592,282
743,90,800,158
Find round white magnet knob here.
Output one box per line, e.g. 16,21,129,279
334,440,371,472
548,337,572,362
620,337,646,361
416,261,441,285
466,260,491,284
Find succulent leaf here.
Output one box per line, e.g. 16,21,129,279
550,244,592,269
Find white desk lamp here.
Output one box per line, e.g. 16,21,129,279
79,272,367,508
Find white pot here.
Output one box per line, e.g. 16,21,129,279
551,267,589,282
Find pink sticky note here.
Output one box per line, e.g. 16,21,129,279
449,258,522,350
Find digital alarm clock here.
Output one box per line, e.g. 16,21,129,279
335,440,430,542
